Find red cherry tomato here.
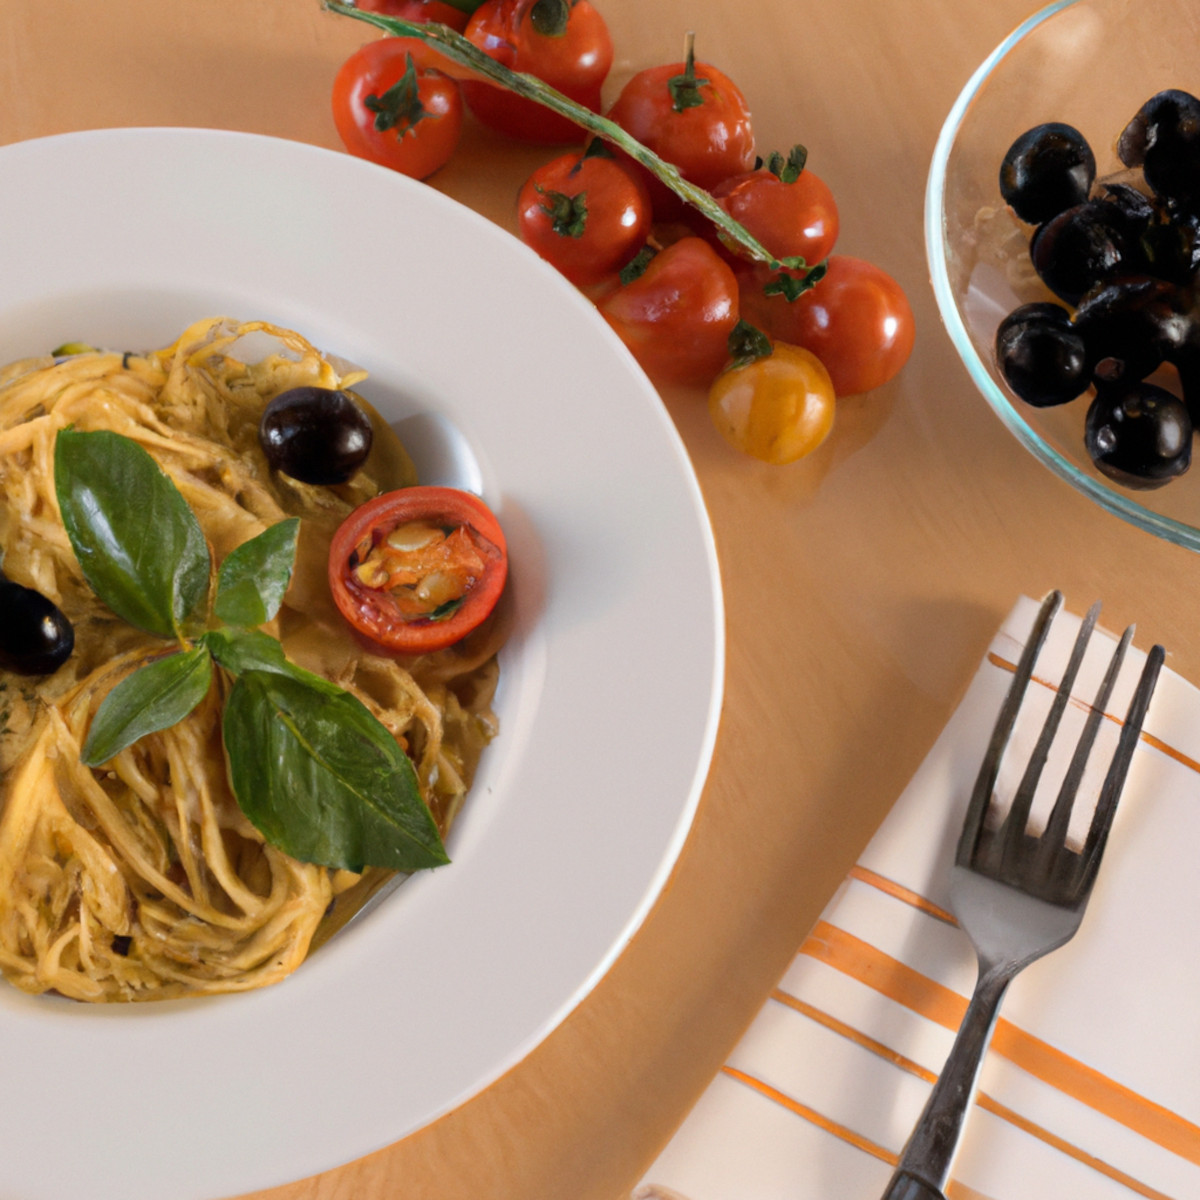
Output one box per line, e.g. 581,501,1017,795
462,0,613,143
595,237,740,386
708,148,839,269
332,38,464,180
738,254,915,396
354,0,471,31
516,146,652,286
605,48,755,221
329,486,508,656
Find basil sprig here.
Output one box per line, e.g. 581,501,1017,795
55,429,447,874
55,429,210,638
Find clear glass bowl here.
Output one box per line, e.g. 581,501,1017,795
926,0,1200,550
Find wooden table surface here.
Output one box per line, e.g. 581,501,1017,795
5,2,1199,1198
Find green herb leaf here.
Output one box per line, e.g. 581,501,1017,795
213,519,299,629
202,627,341,695
223,669,448,872
81,645,214,766
54,429,211,639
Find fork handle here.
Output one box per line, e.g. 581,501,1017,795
879,961,1013,1199
878,1172,946,1200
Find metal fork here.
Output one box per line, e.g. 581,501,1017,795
880,591,1164,1200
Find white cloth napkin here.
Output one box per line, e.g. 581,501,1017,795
632,596,1200,1200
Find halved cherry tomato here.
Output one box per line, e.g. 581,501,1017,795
516,145,652,286
461,0,613,143
605,44,755,221
738,254,914,396
354,0,472,31
706,146,839,269
332,38,464,180
328,486,508,655
594,237,740,386
708,324,835,463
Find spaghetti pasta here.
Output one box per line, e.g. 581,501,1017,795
0,317,502,1002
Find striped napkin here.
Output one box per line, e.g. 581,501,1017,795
632,595,1200,1200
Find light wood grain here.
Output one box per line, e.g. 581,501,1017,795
3,2,1198,1198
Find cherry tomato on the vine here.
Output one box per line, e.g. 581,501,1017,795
516,145,652,286
595,237,740,386
709,325,836,464
605,44,755,221
332,38,464,179
707,145,839,269
739,254,914,396
354,0,472,32
462,0,613,143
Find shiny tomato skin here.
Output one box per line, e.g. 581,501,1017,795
595,237,740,386
462,0,613,143
328,487,508,656
709,165,839,267
516,150,652,286
354,0,471,31
709,342,835,464
738,255,915,396
332,38,464,179
605,59,755,220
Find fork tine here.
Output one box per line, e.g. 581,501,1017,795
998,600,1100,875
956,590,1062,868
1037,622,1132,856
1068,642,1165,903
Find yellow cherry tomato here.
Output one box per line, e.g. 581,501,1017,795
708,341,835,463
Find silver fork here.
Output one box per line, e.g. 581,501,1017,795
880,591,1164,1200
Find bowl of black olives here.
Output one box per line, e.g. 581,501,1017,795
927,0,1200,550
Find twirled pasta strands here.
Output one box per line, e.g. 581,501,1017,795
0,318,501,1002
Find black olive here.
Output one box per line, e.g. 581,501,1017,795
1173,351,1200,429
1030,200,1140,305
1084,381,1192,488
258,387,374,486
0,573,75,675
1073,276,1195,383
995,302,1090,407
1143,204,1200,283
999,123,1096,225
1118,89,1200,205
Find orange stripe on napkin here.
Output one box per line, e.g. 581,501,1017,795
848,866,957,925
799,922,1200,1167
720,1064,1002,1199
769,991,1177,1200
719,1064,897,1164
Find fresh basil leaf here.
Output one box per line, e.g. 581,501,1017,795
213,519,299,628
81,645,213,765
223,669,447,872
202,627,341,695
54,429,211,638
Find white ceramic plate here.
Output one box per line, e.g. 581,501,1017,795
0,128,724,1200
